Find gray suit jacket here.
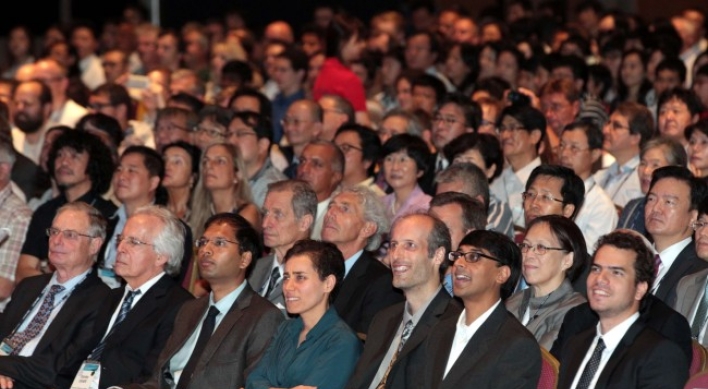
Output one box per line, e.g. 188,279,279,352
248,254,286,314
124,285,284,389
674,267,708,342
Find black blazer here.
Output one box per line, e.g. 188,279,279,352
424,303,541,389
550,295,691,362
345,288,462,389
654,241,708,304
557,321,689,389
92,274,193,389
0,271,110,389
333,251,404,335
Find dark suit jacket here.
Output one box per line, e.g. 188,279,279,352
557,321,689,389
425,303,541,389
0,271,110,389
333,251,404,335
654,241,708,304
124,284,284,389
345,288,461,389
92,274,193,389
247,254,285,313
550,295,691,363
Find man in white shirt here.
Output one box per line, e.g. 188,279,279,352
557,231,689,389
424,229,540,389
10,80,53,164
297,140,343,239
645,166,708,303
33,58,89,128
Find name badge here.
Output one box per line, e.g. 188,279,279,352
0,341,13,356
70,361,101,389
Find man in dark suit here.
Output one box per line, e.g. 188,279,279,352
346,213,461,389
645,166,708,303
121,212,284,389
322,187,404,336
424,230,540,389
0,202,111,389
70,205,193,388
557,231,688,389
673,198,708,347
249,179,317,314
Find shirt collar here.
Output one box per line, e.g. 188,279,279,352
126,271,165,293
209,279,247,313
656,237,693,271
595,311,640,352
404,286,443,326
344,250,364,278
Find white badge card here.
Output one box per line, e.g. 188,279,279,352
70,361,101,389
0,341,12,356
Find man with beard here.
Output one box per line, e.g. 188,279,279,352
10,80,52,164
16,131,116,284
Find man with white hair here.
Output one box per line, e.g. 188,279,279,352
322,186,403,336
71,205,193,389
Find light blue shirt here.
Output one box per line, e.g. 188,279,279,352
344,250,364,278
169,280,247,387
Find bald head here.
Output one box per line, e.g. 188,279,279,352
265,21,294,44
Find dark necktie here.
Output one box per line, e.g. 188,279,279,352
176,306,220,389
692,283,708,339
8,284,65,355
264,267,281,298
88,290,141,361
576,338,606,389
376,320,414,389
654,254,662,278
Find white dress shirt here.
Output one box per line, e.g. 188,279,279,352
574,177,618,250
444,300,501,377
594,155,641,209
652,237,692,294
490,157,541,228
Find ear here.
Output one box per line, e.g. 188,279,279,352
362,158,373,171
692,114,700,125
628,132,641,147
257,137,270,155
485,164,497,180
530,128,543,146
572,101,581,117
298,214,315,232
634,280,648,302
89,237,104,257
465,126,475,133
432,246,445,267
324,273,336,293
240,251,253,269
590,148,602,164
148,175,160,192
561,251,573,273
690,209,699,226
154,252,169,269
116,104,128,120
358,221,377,241
312,122,323,138
562,203,576,219
496,265,511,286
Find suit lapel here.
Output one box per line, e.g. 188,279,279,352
196,286,253,366
682,273,707,318
658,242,695,297
431,319,456,389
248,254,274,295
334,253,369,309
595,321,645,388
559,328,596,389
162,298,209,362
399,290,450,358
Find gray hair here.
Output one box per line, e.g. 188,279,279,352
640,136,688,168
134,205,185,276
305,139,344,174
334,186,390,250
0,139,15,166
435,163,490,209
382,108,424,137
267,179,318,221
56,201,107,241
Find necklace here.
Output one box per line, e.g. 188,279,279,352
530,291,553,322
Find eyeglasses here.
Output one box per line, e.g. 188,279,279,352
433,115,460,126
337,143,362,153
116,234,154,249
521,191,564,204
518,242,567,255
606,120,629,131
155,123,192,134
46,227,95,240
498,125,527,133
558,142,590,154
280,117,310,126
89,102,114,110
195,237,239,248
231,131,257,139
692,220,708,231
194,126,227,138
448,250,501,264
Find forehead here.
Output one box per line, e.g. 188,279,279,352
430,203,463,221
203,221,237,238
206,144,231,157
284,254,316,272
274,57,293,69
594,244,636,269
661,98,689,111
382,116,408,131
332,192,364,210
303,144,335,160
54,209,89,229
408,34,430,47
530,174,564,193
543,92,571,104
439,102,464,116
124,214,159,234
287,102,312,116
265,189,294,209
651,177,691,197
233,96,260,111
120,152,147,167
562,128,589,143
15,82,41,97
335,131,362,145
609,111,629,122
392,215,432,241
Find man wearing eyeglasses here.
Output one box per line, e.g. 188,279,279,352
595,102,653,209
227,111,286,208
115,213,283,389
424,229,540,389
153,107,196,152
346,213,460,389
70,205,192,389
431,94,481,173
559,121,617,250
0,202,110,389
522,165,585,230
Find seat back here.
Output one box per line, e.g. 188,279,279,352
538,347,560,389
684,368,708,388
691,340,708,377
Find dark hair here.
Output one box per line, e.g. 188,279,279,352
439,92,482,130
231,110,273,144
685,119,708,142
499,104,547,150
430,191,487,231
649,166,707,211
616,49,652,105
197,104,235,129
406,30,441,56
443,133,504,181
204,212,262,264
75,112,124,151
283,239,345,302
276,46,309,74
382,133,432,176
324,14,366,61
698,63,708,78
658,87,705,117
121,145,164,180
221,60,254,86
656,58,687,84
228,87,273,120
167,92,205,114
335,123,381,176
48,130,115,195
458,230,522,300
526,165,585,219
562,121,603,150
163,141,201,176
551,54,589,86
526,215,588,282
472,76,510,101
93,83,134,117
594,230,654,291
588,64,613,100
613,102,655,147
412,74,447,108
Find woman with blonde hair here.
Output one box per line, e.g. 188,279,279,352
189,142,260,237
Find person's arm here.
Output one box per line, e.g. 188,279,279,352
0,277,12,301
14,254,42,284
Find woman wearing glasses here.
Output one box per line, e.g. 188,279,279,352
505,215,587,349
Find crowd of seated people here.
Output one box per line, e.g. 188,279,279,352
1,1,708,388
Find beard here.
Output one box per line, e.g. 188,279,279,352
13,112,44,134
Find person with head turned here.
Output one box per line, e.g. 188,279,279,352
423,229,541,389
246,240,362,389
